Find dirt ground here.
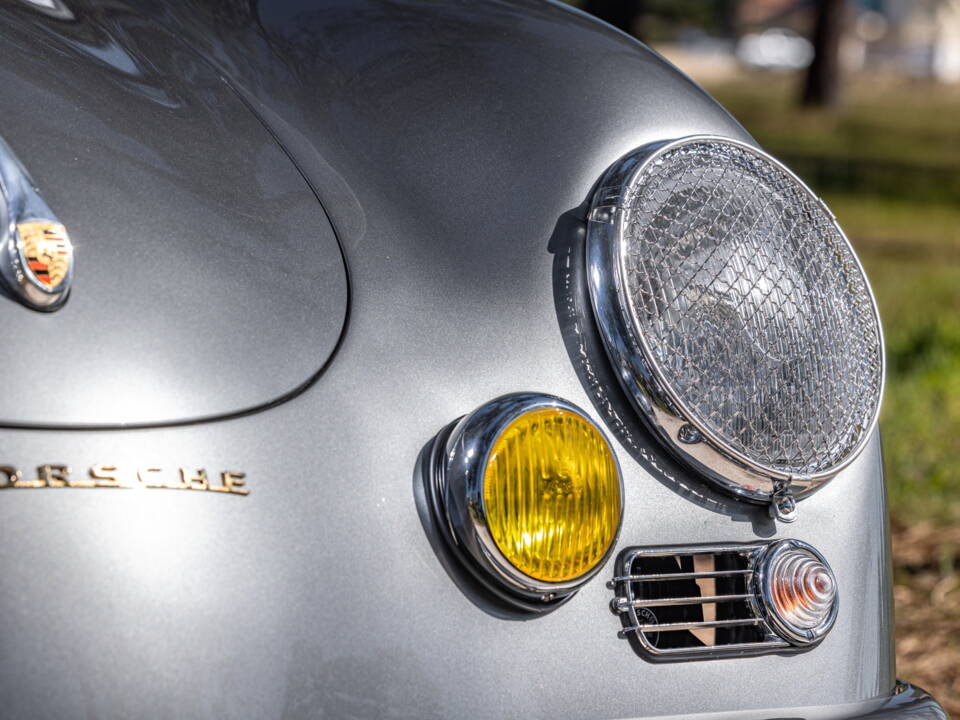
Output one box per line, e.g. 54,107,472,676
893,522,960,716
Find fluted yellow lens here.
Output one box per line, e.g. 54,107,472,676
482,408,622,583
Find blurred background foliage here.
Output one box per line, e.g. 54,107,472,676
566,0,960,710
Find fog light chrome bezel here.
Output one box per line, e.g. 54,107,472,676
428,392,624,604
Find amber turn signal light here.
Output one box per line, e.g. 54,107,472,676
756,540,838,645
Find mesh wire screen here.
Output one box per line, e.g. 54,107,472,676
620,140,883,476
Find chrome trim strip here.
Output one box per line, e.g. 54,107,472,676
609,569,752,583
616,639,791,654
624,594,754,608
633,618,761,632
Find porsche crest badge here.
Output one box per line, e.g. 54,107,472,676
16,221,72,291
0,136,74,311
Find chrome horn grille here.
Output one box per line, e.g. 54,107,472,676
610,541,836,661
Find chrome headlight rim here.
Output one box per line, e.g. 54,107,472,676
435,392,625,601
586,134,885,506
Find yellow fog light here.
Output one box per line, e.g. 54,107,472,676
432,393,623,605
484,408,621,583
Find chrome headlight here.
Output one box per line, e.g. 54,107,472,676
587,136,883,519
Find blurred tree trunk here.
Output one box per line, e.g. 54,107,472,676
802,0,846,107
717,0,737,40
584,0,645,41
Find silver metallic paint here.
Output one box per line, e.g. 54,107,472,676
0,0,911,717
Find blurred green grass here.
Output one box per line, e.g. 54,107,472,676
708,75,960,524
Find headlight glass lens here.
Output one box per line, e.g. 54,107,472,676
610,138,883,480
482,407,621,583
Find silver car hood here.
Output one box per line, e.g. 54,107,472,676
0,3,347,427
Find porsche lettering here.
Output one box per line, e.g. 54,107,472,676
0,464,247,495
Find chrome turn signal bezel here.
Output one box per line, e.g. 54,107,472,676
754,539,839,646
425,392,624,606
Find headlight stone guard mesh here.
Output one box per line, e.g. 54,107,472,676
587,136,884,509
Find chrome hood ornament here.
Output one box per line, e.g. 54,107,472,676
0,137,73,311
